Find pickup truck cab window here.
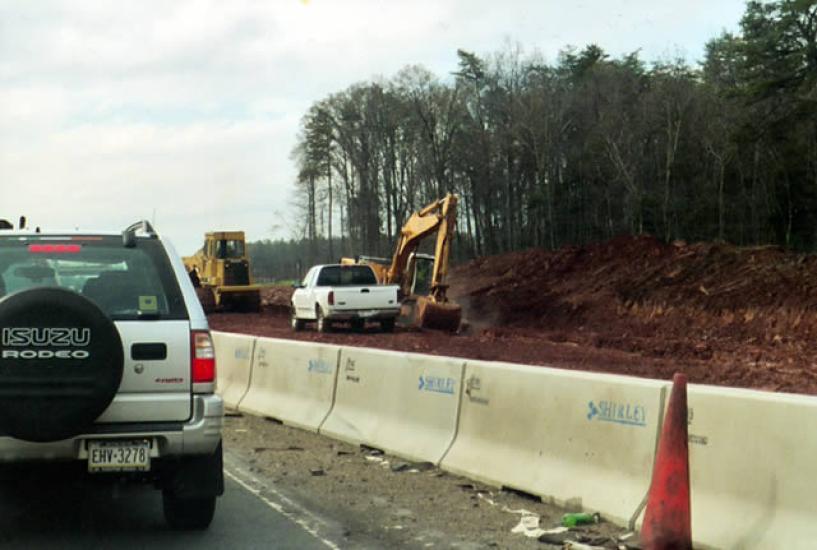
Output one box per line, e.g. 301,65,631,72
316,265,377,286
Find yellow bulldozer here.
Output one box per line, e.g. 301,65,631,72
342,194,461,331
183,231,261,313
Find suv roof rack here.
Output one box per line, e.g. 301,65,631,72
122,220,157,248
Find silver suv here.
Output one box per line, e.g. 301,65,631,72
0,220,224,529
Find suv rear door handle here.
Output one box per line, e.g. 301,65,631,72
131,343,168,361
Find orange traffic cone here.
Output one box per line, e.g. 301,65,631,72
641,372,692,550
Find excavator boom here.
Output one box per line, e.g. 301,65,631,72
386,195,455,297
386,194,461,331
340,194,462,331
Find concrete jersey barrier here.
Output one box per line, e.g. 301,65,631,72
238,337,341,432
675,384,817,550
441,360,665,524
212,331,256,409
319,347,465,464
214,333,817,548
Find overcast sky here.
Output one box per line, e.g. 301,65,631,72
0,0,746,254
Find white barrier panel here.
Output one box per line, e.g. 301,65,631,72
677,385,817,550
319,348,465,464
239,337,341,432
441,361,665,524
212,331,256,409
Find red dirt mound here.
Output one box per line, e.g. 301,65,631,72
260,285,293,314
448,235,817,393
210,235,817,395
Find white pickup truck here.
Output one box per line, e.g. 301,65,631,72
291,264,401,332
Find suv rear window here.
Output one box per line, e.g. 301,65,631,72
316,265,377,286
0,235,187,320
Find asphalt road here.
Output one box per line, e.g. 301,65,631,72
0,459,335,550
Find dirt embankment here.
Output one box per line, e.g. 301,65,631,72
210,236,817,395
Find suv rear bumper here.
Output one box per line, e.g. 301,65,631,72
0,394,223,463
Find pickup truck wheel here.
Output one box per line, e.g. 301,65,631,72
380,318,396,333
290,307,304,331
0,288,124,442
316,307,331,333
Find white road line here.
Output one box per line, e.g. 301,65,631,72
224,466,342,550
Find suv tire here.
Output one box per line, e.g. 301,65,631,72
163,494,216,530
161,440,223,529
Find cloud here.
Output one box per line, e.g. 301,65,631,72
0,0,745,252
0,116,297,254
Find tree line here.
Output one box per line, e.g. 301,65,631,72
254,1,817,281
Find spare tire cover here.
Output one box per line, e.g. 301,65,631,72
0,287,124,442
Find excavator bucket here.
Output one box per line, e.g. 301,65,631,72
416,296,462,332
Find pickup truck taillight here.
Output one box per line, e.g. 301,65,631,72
191,331,216,383
328,291,334,306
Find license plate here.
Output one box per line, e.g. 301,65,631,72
87,440,151,472
360,310,378,317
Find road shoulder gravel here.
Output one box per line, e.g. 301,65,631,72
224,413,634,549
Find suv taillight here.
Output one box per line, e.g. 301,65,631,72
191,331,216,383
328,291,334,306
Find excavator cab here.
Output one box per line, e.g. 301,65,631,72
387,195,461,331
409,253,434,297
342,194,461,331
347,253,434,298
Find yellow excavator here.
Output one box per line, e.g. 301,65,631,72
342,194,461,331
183,231,261,313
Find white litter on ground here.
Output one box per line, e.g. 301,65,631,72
562,542,607,550
364,456,390,468
510,515,546,538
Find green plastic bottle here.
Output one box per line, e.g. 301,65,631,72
561,512,601,527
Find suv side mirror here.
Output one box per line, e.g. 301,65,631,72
291,283,304,289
